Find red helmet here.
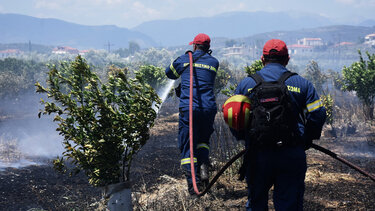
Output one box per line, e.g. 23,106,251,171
222,95,251,131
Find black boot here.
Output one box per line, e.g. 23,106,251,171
200,163,209,181
200,162,210,190
188,183,195,195
185,170,201,195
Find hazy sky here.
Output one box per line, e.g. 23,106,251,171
1,0,375,28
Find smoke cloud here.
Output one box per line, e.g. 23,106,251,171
0,91,64,169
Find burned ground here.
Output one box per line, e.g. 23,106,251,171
0,101,374,210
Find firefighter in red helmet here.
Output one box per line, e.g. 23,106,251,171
231,39,326,210
165,33,219,195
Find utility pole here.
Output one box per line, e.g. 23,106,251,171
28,40,32,52
105,41,114,53
338,35,341,63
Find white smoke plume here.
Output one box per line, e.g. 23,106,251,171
0,91,64,169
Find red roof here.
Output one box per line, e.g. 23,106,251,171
0,49,22,54
53,46,78,51
53,46,79,54
334,42,354,47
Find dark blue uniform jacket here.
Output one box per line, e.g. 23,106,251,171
165,50,219,111
235,63,326,143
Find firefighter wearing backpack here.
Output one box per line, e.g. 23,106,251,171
165,33,219,195
234,39,326,210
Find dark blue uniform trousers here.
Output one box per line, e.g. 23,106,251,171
178,108,216,186
246,146,307,211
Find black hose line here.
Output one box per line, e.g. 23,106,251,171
311,143,375,183
197,143,375,197
198,149,246,197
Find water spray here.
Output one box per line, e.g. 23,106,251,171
159,80,175,104
152,79,175,114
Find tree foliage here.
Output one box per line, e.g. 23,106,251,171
221,60,263,97
135,65,168,92
132,48,175,67
321,94,334,125
244,59,263,76
114,41,141,58
214,61,231,95
0,58,48,99
327,69,343,91
128,41,141,55
302,60,334,124
341,50,375,119
303,60,327,95
35,55,160,186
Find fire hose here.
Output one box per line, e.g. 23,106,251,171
187,52,374,197
193,143,375,197
187,50,248,196
188,51,200,195
311,143,375,182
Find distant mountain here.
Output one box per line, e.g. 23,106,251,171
358,19,375,27
0,13,156,49
238,25,375,46
133,11,334,46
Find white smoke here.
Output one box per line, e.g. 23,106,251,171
0,92,64,169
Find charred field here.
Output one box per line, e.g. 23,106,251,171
0,99,375,210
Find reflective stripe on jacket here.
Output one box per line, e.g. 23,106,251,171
165,50,219,111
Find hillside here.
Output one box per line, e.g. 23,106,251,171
238,25,375,46
0,13,156,49
133,11,334,46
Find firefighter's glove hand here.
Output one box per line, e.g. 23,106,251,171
175,83,181,98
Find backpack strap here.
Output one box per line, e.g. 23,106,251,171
250,73,264,84
278,71,297,83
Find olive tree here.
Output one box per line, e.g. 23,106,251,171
341,50,375,120
35,55,160,187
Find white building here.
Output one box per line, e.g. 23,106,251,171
297,38,323,46
52,46,79,54
223,45,248,56
364,34,375,46
288,44,313,55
